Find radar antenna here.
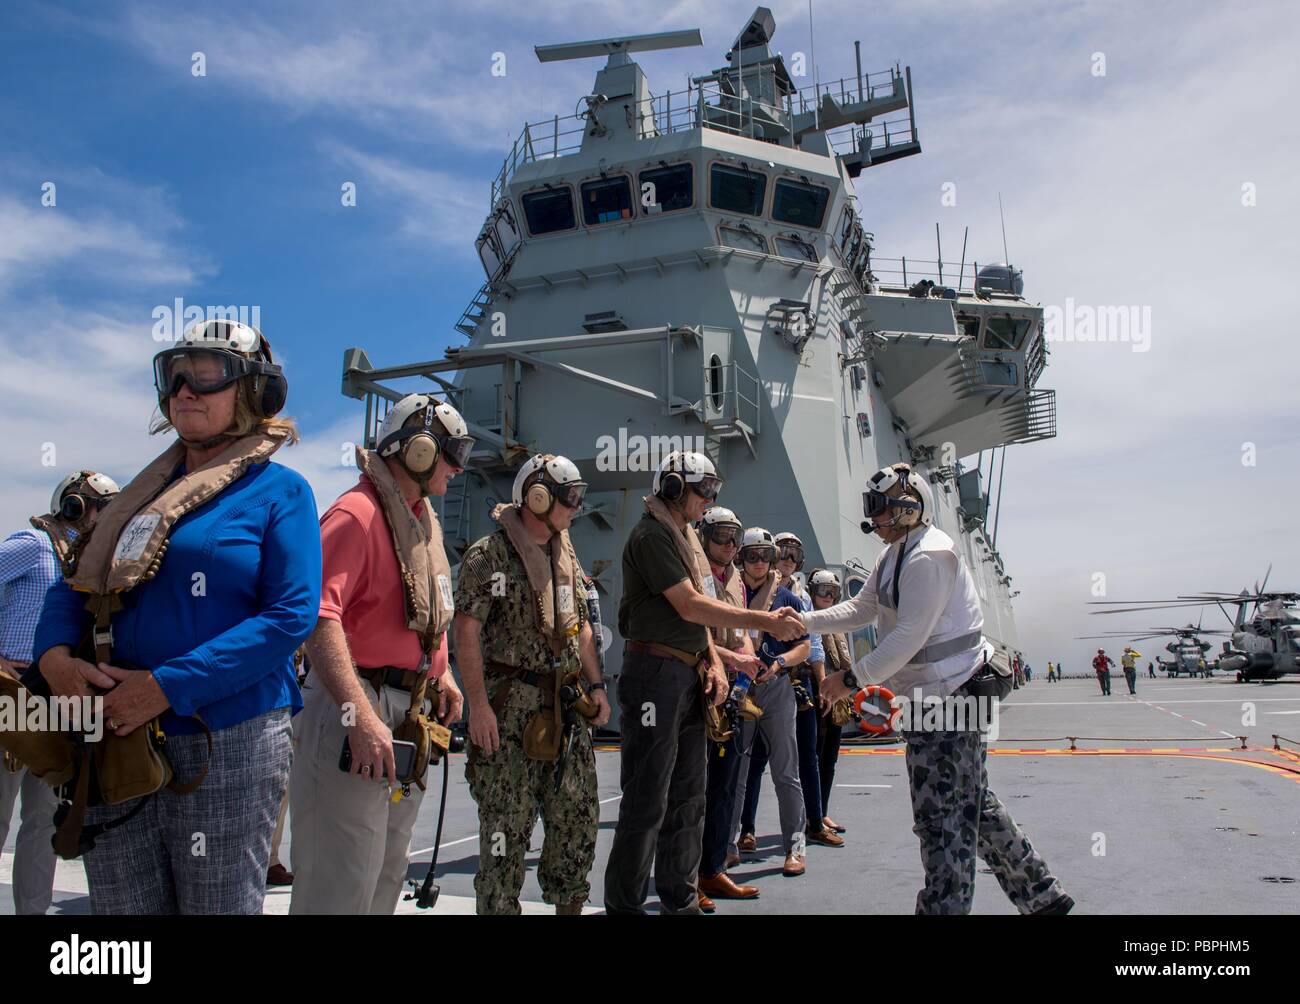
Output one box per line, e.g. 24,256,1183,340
535,28,703,67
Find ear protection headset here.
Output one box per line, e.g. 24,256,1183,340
659,470,685,501
396,404,442,476
525,478,555,515
248,334,288,418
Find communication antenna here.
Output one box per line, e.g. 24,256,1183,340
998,192,1010,264
809,0,819,132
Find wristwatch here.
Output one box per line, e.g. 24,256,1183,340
589,680,607,691
775,654,787,670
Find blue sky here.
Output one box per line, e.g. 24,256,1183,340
3,0,1298,670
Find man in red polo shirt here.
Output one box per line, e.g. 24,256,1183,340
290,394,469,914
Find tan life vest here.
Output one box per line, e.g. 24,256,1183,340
355,448,456,788
68,428,292,661
355,447,455,652
821,630,856,726
708,561,747,651
28,515,82,577
491,503,582,652
491,503,585,761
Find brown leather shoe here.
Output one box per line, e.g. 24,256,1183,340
266,864,294,886
807,826,845,848
699,893,716,913
823,816,846,834
699,871,760,900
782,852,806,877
725,851,740,870
737,832,757,853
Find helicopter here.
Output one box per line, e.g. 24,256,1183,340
1074,619,1231,677
1087,567,1300,682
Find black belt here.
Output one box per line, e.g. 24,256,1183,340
358,666,419,692
486,661,555,690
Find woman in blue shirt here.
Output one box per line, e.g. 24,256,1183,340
33,320,321,915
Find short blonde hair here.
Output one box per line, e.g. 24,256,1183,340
151,379,300,444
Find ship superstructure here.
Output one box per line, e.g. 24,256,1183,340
341,7,1056,726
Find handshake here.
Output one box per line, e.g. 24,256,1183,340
767,606,806,641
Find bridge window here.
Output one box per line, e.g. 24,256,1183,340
710,163,767,216
521,187,576,236
638,163,693,214
580,176,634,225
976,358,1019,387
719,224,768,253
772,178,830,229
956,313,982,341
838,206,854,249
983,315,1031,351
775,234,818,262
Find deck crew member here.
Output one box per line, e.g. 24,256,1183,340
454,454,609,915
1046,661,1055,683
1092,649,1114,696
808,568,852,835
33,319,321,914
290,393,467,914
775,463,1072,915
1,471,118,914
1120,646,1141,694
1147,660,1155,679
604,451,786,915
696,506,762,907
729,527,813,877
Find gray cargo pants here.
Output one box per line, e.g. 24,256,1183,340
904,725,1066,914
0,763,58,914
729,675,805,854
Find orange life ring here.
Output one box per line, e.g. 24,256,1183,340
853,685,899,734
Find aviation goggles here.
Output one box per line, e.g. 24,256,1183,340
704,526,741,547
689,476,722,502
863,489,920,521
384,425,477,470
777,544,804,565
810,584,841,601
740,545,777,565
153,347,279,398
553,481,588,510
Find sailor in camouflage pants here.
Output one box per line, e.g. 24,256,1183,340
454,460,608,915
465,673,599,914
904,725,1066,914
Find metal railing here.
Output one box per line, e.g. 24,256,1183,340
1019,388,1057,443
871,256,989,294
703,358,761,438
490,61,912,208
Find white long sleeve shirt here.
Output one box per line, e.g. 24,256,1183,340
800,525,990,699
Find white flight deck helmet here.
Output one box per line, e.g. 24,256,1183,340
153,319,288,419
50,471,121,523
773,531,805,571
376,394,474,478
808,568,842,598
511,453,588,517
652,450,721,503
862,462,934,533
738,527,778,567
699,506,742,559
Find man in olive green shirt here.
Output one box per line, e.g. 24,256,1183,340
604,451,780,915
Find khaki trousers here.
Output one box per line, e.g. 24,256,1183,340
288,676,425,914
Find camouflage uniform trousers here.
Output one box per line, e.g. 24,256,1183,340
903,726,1066,914
466,678,599,915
